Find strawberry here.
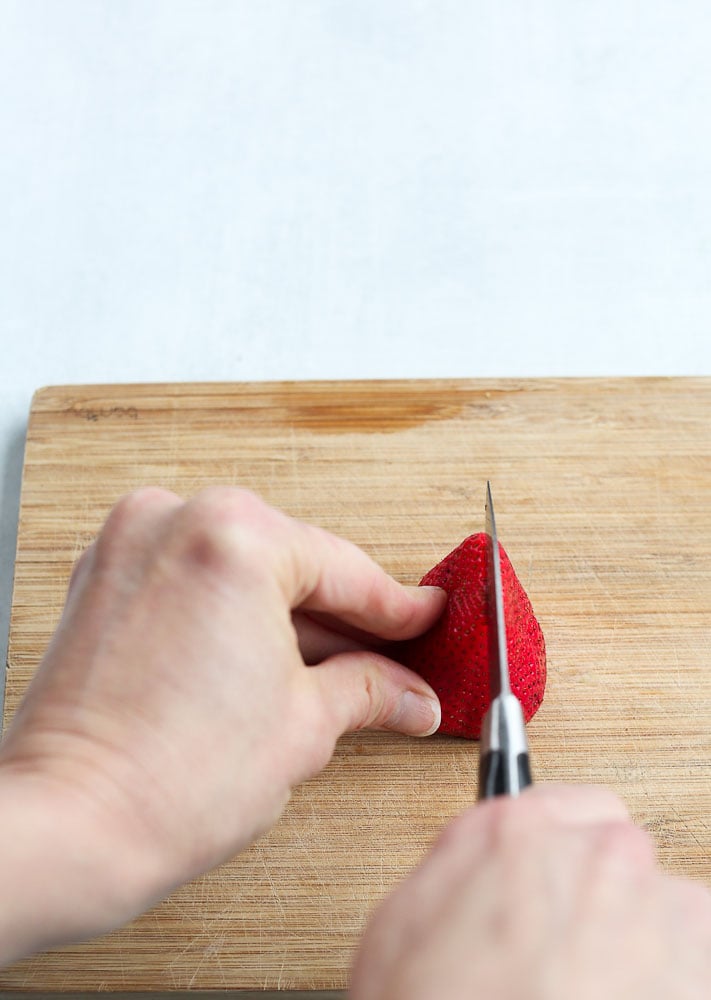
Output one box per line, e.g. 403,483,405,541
396,533,546,739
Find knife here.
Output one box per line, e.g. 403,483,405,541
478,482,533,799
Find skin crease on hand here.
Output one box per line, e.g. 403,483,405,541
350,784,711,1000
0,487,445,963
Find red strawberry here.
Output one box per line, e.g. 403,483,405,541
396,533,546,739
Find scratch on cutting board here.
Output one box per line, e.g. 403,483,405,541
261,952,287,993
289,826,334,890
164,930,206,989
163,914,229,989
110,924,130,985
654,796,707,854
275,955,287,990
578,558,611,607
260,850,288,921
523,554,534,589
186,933,229,989
672,809,707,853
447,750,477,795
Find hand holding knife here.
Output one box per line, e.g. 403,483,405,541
478,482,533,799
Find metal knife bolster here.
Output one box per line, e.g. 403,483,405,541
478,694,532,799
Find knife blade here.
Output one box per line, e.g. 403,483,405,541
478,482,533,799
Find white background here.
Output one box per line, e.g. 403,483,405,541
2,1,710,679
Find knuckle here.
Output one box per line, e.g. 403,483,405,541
361,667,392,729
451,795,525,855
348,666,389,732
174,488,276,581
592,820,655,870
580,785,631,818
192,485,264,521
359,659,424,733
114,486,176,518
94,488,174,564
105,487,173,532
437,796,540,869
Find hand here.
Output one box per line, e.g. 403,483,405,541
350,785,711,1000
0,487,444,964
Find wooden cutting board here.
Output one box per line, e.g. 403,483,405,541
3,378,711,992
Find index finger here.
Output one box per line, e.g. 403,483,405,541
438,785,632,852
279,518,447,640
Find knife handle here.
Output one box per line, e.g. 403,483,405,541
477,693,533,800
478,749,532,799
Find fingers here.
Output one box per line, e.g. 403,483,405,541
270,512,447,639
68,487,444,662
520,783,633,826
292,534,446,640
293,605,428,665
357,785,656,983
292,612,370,665
74,488,183,585
436,784,632,847
432,785,637,869
94,488,183,568
75,487,443,746
159,487,446,641
400,785,643,905
307,652,441,738
65,488,184,607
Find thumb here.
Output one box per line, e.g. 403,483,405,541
308,652,441,740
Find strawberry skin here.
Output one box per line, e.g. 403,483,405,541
396,533,546,739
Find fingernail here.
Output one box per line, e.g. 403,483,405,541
391,691,441,738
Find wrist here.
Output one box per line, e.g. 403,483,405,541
0,763,164,967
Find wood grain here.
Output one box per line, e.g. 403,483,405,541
2,378,710,992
